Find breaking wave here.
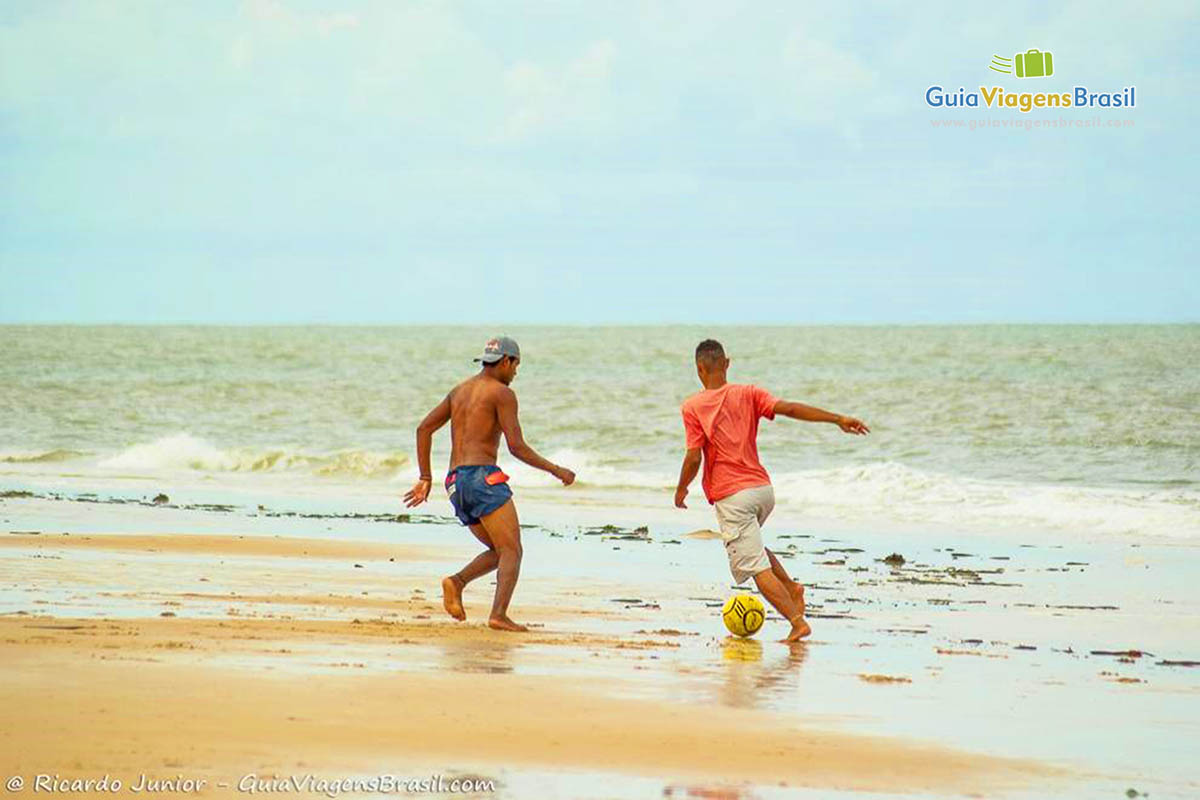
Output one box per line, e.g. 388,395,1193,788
98,433,408,479
0,449,88,464
14,436,1193,539
477,456,1200,538
770,461,1200,539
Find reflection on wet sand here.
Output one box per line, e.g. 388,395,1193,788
718,638,809,709
436,634,517,675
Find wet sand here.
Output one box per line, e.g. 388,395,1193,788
2,616,1047,796
2,495,1198,798
0,530,1056,797
0,531,438,559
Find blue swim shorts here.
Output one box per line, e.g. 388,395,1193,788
444,465,513,526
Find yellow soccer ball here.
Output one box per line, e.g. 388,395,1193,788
722,593,765,637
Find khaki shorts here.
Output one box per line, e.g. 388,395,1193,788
714,484,775,584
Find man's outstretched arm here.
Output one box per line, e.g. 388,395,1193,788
774,400,870,435
403,393,451,507
496,388,575,485
674,447,703,508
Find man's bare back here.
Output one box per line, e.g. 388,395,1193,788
446,374,511,470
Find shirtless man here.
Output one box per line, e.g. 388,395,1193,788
674,339,869,643
403,336,575,632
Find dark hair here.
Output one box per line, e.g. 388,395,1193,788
694,339,726,366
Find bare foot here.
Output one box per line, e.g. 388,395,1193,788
488,615,528,632
782,616,812,643
441,576,465,621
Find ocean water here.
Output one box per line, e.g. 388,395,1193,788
1,325,1197,538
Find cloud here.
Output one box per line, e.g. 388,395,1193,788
498,40,618,142
229,0,360,69
780,31,881,129
783,33,877,93
241,0,359,35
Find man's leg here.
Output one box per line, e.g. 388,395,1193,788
441,524,499,622
765,548,805,615
477,499,525,632
754,487,807,637
753,568,811,643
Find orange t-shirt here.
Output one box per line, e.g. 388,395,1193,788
681,383,779,504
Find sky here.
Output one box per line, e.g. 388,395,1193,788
1,1,1197,324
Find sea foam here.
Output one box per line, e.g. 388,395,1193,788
98,433,408,478
34,436,1200,540
770,461,1200,539
0,449,88,463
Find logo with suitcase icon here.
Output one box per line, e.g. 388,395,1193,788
989,49,1054,78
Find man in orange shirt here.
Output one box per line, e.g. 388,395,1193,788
674,339,869,643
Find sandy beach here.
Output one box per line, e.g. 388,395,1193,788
3,490,1198,799
1,615,1043,797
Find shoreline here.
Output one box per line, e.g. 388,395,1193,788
4,475,1199,545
